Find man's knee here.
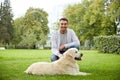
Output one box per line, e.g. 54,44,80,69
69,45,80,50
51,54,59,62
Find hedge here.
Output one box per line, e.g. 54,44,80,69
94,36,120,54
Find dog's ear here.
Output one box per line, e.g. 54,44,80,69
64,49,75,58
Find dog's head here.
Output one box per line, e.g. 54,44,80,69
64,48,83,61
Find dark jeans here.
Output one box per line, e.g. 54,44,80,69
51,45,79,62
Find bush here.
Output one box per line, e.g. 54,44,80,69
5,44,15,49
94,36,120,54
44,47,51,49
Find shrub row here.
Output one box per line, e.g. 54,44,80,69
94,36,120,54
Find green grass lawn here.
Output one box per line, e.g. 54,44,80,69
0,49,120,80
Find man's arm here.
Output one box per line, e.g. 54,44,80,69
51,31,63,57
64,29,80,48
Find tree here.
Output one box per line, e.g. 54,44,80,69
12,17,24,45
105,0,120,34
63,0,119,46
13,7,49,48
0,0,13,45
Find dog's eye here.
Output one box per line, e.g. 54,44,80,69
75,51,77,53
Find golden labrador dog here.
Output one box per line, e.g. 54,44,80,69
25,48,90,75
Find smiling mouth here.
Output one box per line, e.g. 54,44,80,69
75,57,82,60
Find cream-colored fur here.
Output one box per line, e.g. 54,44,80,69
25,48,90,75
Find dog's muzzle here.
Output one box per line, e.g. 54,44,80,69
75,53,83,60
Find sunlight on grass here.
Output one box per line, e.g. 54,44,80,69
0,49,120,80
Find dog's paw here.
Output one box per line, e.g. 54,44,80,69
85,73,91,75
78,72,91,76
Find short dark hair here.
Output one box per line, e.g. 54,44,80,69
59,18,68,23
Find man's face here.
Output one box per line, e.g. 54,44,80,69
59,20,68,32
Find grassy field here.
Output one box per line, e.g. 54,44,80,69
0,49,120,80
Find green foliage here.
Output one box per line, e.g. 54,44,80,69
17,31,37,49
13,7,49,49
94,36,120,54
12,17,24,45
0,0,13,45
0,49,120,80
63,0,119,44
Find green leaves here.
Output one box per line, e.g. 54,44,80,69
94,36,120,54
63,0,119,44
0,0,13,45
13,7,49,48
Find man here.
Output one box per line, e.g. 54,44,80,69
51,18,80,62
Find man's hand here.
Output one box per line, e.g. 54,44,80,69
58,53,63,58
59,45,65,51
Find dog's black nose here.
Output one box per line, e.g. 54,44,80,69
81,53,83,57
